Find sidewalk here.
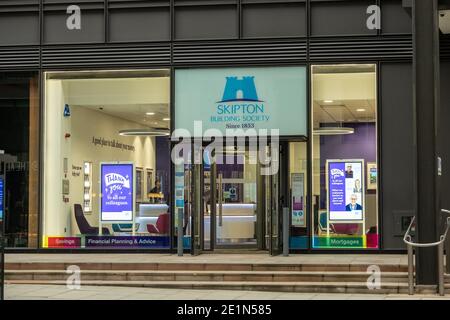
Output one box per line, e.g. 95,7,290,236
5,284,450,300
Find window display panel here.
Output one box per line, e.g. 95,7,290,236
0,72,39,248
311,64,378,249
43,70,171,249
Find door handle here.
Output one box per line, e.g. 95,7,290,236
218,173,223,227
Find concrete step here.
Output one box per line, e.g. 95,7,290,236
5,262,409,272
6,279,447,295
5,270,414,283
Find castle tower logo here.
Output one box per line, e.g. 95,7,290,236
219,76,262,102
211,74,270,130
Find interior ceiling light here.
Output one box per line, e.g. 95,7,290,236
119,129,170,136
356,108,366,112
163,118,170,121
146,112,155,115
313,127,354,135
323,100,334,103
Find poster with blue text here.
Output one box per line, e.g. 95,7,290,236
327,160,364,221
101,163,134,222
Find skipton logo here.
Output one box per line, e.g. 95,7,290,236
219,76,263,103
214,76,267,120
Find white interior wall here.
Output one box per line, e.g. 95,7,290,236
65,78,169,106
69,106,155,235
44,79,157,239
313,73,376,101
43,80,70,240
290,142,308,183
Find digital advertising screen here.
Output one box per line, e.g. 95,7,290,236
100,163,134,222
327,160,365,221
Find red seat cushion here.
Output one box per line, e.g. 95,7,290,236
156,213,170,234
146,213,170,234
332,224,359,235
147,224,159,234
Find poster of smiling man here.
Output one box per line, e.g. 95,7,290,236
327,159,365,222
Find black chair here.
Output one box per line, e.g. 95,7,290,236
74,204,110,235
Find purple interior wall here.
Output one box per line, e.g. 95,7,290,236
319,123,376,209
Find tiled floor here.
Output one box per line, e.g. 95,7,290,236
5,284,450,300
5,253,408,266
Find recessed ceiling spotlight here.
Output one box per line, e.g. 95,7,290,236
324,100,334,103
163,118,170,121
146,112,155,115
313,127,354,135
356,108,366,112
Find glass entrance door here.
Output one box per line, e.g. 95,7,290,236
213,147,258,249
176,141,282,254
264,143,283,256
191,160,203,256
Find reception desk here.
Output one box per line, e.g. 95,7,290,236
135,203,256,241
204,203,256,242
135,203,169,233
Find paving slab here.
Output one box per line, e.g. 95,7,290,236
5,284,450,300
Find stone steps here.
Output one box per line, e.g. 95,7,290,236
5,270,415,283
5,262,408,272
8,260,438,294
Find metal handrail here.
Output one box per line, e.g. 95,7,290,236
403,209,450,296
403,216,450,247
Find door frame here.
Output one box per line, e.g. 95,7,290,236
176,137,304,255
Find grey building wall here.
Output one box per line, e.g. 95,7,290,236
440,60,450,229
380,62,415,250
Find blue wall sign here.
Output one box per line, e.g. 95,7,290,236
64,104,71,117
